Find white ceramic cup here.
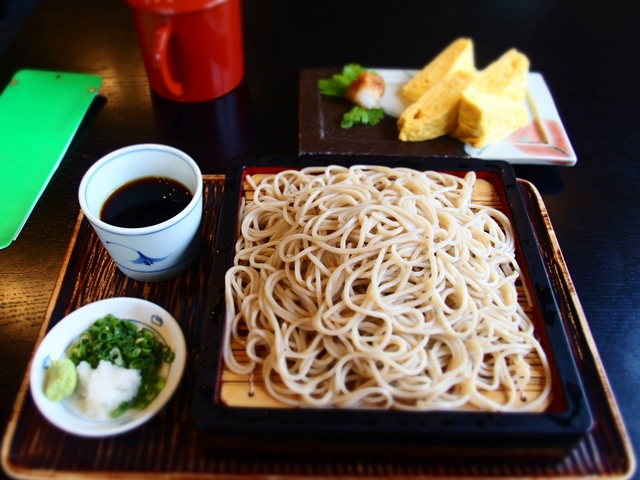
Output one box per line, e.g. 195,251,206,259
78,144,203,282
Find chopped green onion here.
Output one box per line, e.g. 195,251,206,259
68,313,175,417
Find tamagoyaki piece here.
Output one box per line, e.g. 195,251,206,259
401,38,476,103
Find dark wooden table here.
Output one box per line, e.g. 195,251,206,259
1,0,639,478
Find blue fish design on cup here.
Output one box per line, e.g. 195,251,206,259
105,241,172,266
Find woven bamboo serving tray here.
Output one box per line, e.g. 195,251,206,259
1,174,635,479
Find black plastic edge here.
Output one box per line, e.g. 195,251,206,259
192,155,593,455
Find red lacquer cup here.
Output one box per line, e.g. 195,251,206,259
125,0,244,102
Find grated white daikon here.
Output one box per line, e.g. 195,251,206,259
76,360,142,420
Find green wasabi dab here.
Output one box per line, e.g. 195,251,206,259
44,358,78,401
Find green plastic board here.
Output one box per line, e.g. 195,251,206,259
0,69,102,249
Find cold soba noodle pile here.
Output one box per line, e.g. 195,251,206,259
223,166,552,411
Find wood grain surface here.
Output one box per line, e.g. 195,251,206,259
1,0,639,478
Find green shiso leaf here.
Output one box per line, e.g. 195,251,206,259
318,64,386,129
317,64,369,97
341,106,386,129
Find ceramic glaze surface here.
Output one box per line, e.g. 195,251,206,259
78,144,203,282
29,297,186,437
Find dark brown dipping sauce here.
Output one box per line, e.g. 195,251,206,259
101,176,193,228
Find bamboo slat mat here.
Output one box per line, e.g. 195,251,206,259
221,177,551,412
1,176,635,479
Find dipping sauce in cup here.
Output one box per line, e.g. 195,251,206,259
101,176,193,229
79,144,203,282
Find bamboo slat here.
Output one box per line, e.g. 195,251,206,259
221,174,551,411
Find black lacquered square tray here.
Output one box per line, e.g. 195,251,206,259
193,155,593,457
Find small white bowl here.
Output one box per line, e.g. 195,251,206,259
30,297,186,437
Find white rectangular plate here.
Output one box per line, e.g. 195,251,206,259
377,69,577,166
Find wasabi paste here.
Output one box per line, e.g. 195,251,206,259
44,358,78,401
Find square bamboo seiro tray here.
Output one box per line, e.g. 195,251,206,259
193,155,593,457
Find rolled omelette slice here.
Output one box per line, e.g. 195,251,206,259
402,38,477,103
472,48,530,102
454,90,529,148
398,69,476,142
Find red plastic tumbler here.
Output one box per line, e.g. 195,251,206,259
125,0,244,102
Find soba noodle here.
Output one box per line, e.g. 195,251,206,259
223,165,552,412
